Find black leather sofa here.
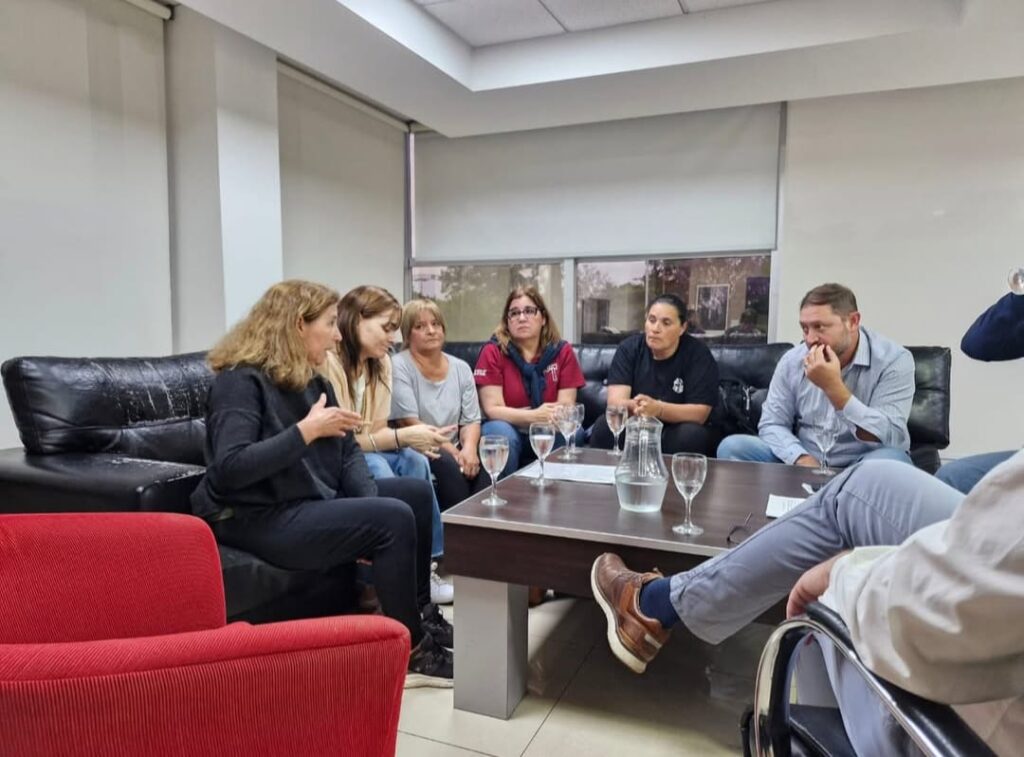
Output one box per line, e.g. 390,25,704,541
0,354,355,623
0,342,950,622
445,341,951,473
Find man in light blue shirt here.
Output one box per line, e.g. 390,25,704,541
718,283,915,468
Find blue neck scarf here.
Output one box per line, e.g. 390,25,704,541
495,337,565,408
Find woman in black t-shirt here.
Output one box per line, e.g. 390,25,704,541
590,294,720,455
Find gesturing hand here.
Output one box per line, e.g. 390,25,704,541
297,394,362,444
786,552,848,618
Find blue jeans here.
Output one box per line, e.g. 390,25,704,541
935,450,1016,494
716,434,911,466
365,449,444,559
480,419,576,478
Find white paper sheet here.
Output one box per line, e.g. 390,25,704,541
516,461,617,485
766,494,806,519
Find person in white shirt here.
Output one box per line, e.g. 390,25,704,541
592,453,1023,755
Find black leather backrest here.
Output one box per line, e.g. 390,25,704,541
444,342,485,370
2,354,213,464
444,340,950,449
906,346,951,447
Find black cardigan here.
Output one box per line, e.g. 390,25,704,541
190,366,375,520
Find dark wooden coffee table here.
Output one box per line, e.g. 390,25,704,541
443,449,821,718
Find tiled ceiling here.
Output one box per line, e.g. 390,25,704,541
412,0,781,47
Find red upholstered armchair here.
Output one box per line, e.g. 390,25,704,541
0,512,409,756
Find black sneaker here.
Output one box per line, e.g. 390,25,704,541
406,632,454,689
421,602,454,649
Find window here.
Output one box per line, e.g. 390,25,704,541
411,263,564,342
577,254,771,345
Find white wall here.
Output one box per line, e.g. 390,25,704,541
166,6,284,353
278,70,406,297
779,78,1024,459
0,0,172,448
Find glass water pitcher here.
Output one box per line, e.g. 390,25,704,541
614,415,669,513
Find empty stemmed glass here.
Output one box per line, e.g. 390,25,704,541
812,410,842,476
605,404,628,456
478,435,510,506
671,453,707,537
528,422,556,488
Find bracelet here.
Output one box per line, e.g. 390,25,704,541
393,427,401,450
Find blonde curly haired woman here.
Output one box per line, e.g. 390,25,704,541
190,280,453,688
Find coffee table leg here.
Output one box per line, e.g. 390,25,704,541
452,575,529,719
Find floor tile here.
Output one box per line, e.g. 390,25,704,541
396,732,494,756
527,596,604,649
522,628,756,757
399,637,591,757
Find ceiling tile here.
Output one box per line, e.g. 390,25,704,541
681,0,779,12
423,0,565,47
542,0,682,32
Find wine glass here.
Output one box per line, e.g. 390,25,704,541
812,411,842,476
568,403,585,457
479,435,510,506
529,422,556,488
554,405,578,460
605,404,628,456
1010,267,1024,295
671,453,707,537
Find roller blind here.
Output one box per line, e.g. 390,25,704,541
414,103,781,262
278,68,407,296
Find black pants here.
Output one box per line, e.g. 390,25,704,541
590,415,719,455
213,478,433,645
430,449,490,511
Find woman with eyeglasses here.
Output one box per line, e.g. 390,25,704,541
589,294,721,455
474,286,585,476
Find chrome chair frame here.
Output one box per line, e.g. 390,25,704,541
750,602,995,757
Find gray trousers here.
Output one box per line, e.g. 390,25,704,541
669,459,964,755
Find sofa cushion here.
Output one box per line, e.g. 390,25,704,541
2,354,212,465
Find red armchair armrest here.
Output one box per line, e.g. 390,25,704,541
0,615,410,756
0,512,225,642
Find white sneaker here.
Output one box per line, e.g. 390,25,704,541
430,561,454,605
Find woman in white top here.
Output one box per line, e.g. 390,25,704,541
392,299,489,511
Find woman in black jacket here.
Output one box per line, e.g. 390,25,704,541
190,279,453,688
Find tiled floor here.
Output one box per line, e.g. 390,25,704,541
397,598,771,757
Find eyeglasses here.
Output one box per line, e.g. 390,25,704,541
507,306,540,319
726,513,754,545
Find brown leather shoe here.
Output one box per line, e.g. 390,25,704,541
590,553,670,674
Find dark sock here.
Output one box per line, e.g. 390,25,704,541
638,577,680,629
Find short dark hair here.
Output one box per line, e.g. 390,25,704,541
799,283,858,317
648,294,687,324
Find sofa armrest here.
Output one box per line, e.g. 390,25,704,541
0,616,409,757
0,448,203,514
0,513,225,642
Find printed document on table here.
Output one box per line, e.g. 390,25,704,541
517,462,616,485
766,494,805,519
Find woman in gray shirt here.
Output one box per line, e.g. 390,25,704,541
391,299,489,511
